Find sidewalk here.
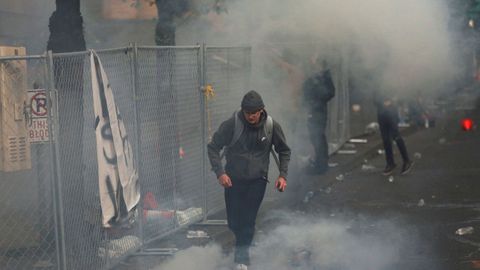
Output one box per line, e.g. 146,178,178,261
117,125,417,270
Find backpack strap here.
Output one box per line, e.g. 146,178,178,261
230,111,244,148
266,115,281,170
220,111,243,159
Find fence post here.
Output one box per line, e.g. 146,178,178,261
199,43,208,221
130,42,145,249
45,50,67,270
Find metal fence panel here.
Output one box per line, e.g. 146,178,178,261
204,47,252,216
135,47,203,243
51,52,108,270
0,43,364,270
0,57,58,270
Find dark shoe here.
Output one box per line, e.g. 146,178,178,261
401,161,414,175
382,164,396,176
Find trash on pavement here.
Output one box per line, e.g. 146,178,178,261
377,149,385,155
336,174,344,181
438,137,447,144
328,162,339,168
455,226,474,236
361,164,376,171
365,122,379,134
388,176,394,183
98,235,142,259
187,230,209,239
338,150,357,155
324,187,332,194
417,199,425,207
414,152,422,159
303,191,314,203
177,207,203,227
349,138,368,143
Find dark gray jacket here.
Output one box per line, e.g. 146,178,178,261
207,111,291,181
303,70,335,114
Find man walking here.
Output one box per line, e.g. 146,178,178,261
302,59,335,174
375,91,414,175
207,90,291,270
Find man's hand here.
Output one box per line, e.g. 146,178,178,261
218,173,232,188
275,177,287,192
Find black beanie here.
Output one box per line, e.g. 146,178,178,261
241,90,264,112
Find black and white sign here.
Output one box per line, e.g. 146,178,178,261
27,89,49,143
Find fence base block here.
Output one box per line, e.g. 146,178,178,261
197,219,228,226
132,248,179,256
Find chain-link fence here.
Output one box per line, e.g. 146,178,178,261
0,54,58,270
0,43,364,270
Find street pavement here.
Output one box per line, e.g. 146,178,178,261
119,93,480,270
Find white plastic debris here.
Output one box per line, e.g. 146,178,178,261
325,187,332,194
438,138,447,144
417,199,425,207
377,149,385,155
365,122,379,134
336,174,344,181
176,207,203,227
455,226,474,236
303,191,314,203
98,235,142,259
414,152,422,159
328,162,339,168
349,138,368,144
338,150,357,155
187,230,209,239
388,176,394,183
361,164,376,171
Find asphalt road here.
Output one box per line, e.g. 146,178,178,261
296,98,480,270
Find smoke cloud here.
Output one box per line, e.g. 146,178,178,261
197,0,461,98
154,212,421,270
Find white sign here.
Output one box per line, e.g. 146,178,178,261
91,51,139,228
27,89,49,143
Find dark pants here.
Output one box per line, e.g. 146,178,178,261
378,111,410,167
307,113,329,171
225,178,267,265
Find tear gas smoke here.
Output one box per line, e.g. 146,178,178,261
155,212,427,270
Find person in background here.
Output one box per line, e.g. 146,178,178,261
302,59,335,174
207,90,291,270
374,90,414,175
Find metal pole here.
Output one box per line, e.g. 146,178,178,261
200,43,208,221
45,51,67,270
130,42,145,249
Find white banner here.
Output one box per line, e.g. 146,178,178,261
90,51,139,228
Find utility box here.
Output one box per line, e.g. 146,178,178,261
0,46,31,172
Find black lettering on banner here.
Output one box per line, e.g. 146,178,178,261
101,122,117,164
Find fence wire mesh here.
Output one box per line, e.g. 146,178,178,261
0,43,364,270
0,57,57,270
204,46,252,216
